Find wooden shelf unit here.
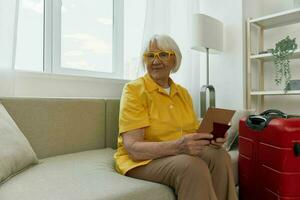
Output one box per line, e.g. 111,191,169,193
246,8,300,112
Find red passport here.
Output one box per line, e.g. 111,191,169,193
211,122,231,140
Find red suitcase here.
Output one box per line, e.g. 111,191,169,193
239,110,300,200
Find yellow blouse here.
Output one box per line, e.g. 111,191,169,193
114,73,199,175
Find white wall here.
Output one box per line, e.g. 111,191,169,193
244,0,300,115
198,0,245,110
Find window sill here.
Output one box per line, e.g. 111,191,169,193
14,70,131,84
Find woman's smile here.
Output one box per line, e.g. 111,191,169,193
152,66,164,70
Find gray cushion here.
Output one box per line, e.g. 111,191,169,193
0,103,38,184
0,148,175,200
224,110,252,151
228,149,239,186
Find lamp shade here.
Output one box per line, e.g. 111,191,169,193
191,14,223,53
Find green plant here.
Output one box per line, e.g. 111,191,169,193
271,36,297,91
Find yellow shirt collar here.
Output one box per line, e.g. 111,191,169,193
143,73,179,97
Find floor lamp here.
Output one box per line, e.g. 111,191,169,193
191,13,223,117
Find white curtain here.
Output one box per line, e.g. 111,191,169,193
142,0,201,116
0,0,18,97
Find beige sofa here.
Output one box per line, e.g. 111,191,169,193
0,97,238,200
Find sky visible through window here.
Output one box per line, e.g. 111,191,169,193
61,0,113,73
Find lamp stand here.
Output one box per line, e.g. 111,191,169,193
200,48,216,117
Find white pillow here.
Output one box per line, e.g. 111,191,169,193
224,110,253,151
0,103,38,183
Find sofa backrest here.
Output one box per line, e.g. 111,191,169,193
105,99,120,149
0,98,120,159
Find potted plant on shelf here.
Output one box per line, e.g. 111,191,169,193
271,36,298,92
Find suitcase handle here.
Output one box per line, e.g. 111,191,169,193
260,109,287,118
294,143,300,157
261,109,300,118
246,109,288,131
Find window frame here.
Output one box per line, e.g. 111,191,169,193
41,0,124,78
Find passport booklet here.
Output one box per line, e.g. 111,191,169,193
197,108,235,140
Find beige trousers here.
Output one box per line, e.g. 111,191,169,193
126,146,238,200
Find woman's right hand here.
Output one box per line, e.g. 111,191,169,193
176,133,213,156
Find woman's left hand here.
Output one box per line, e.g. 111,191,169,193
210,132,228,148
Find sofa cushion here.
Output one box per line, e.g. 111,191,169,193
0,148,239,200
0,103,38,184
0,148,175,200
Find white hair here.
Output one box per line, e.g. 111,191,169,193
140,34,182,73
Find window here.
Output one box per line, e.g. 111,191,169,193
15,0,146,79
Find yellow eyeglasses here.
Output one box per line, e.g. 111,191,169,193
143,50,175,64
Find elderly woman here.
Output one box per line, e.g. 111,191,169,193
114,35,237,200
